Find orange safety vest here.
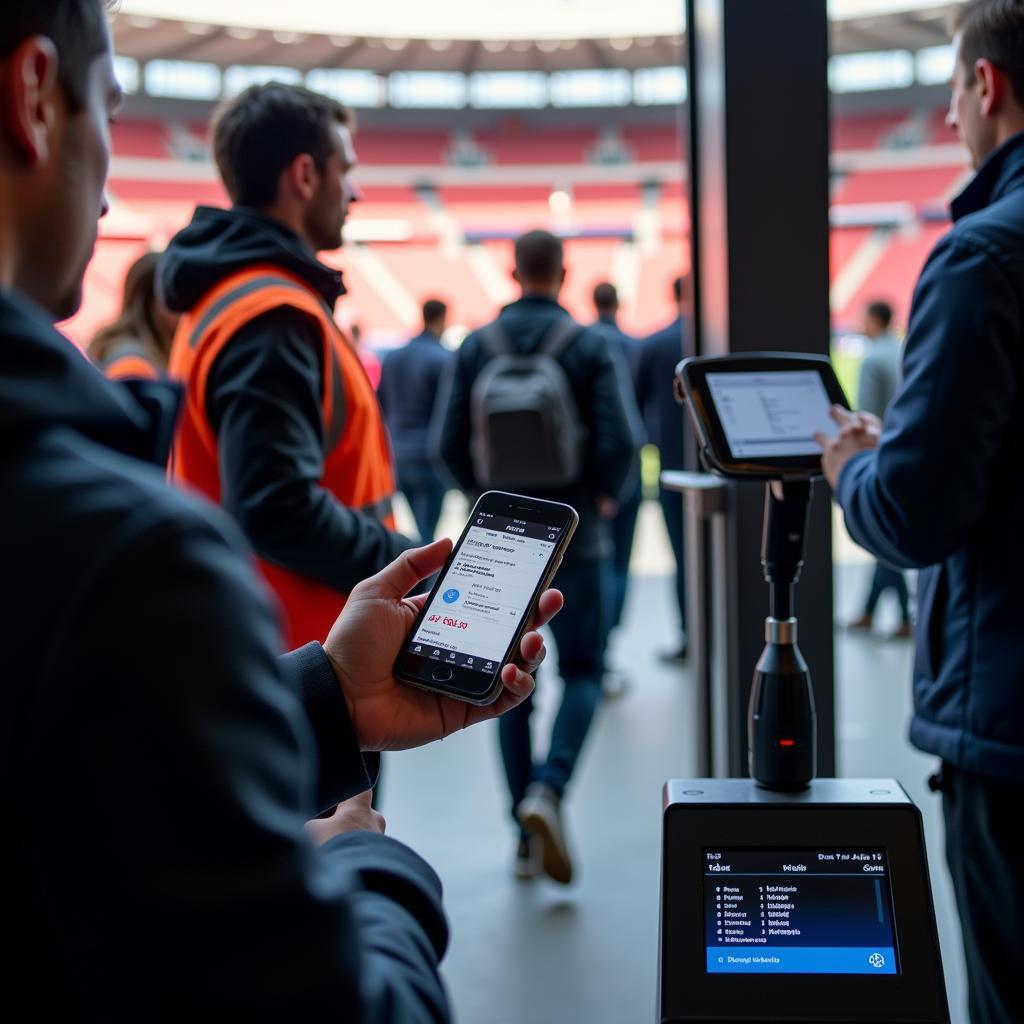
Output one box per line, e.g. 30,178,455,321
168,264,396,648
102,348,162,381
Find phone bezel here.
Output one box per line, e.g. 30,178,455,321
394,491,578,705
678,354,849,480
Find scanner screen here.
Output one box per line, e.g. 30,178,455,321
703,848,900,975
706,371,835,458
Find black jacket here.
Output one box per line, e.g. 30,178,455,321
436,294,639,561
0,289,450,1020
379,331,452,470
158,205,412,595
838,131,1024,782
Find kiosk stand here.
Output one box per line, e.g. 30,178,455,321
658,354,949,1024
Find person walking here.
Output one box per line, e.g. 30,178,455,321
436,231,637,884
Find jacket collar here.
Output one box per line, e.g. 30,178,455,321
950,130,1024,221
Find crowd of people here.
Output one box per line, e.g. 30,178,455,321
3,0,1024,1021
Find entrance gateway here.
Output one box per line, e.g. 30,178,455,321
658,355,949,1024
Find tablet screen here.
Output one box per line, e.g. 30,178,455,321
703,848,899,975
706,371,835,459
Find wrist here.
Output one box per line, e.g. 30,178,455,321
321,643,357,726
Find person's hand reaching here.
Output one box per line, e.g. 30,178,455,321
815,405,883,490
323,539,564,752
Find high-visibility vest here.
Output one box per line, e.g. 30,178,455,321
101,346,162,381
168,264,396,648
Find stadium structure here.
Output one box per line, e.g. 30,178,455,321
67,0,970,352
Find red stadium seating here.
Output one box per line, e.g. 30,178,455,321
476,128,597,165
110,119,172,158
830,226,872,283
622,125,681,162
831,111,909,151
832,165,967,205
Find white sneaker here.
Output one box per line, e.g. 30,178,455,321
517,782,574,885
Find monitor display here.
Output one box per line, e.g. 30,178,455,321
705,370,836,459
703,848,899,975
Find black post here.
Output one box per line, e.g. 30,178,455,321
683,0,836,776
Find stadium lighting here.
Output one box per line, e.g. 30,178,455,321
384,39,411,51
183,22,216,35
329,36,356,48
144,59,221,100
227,26,260,40
548,190,573,215
916,45,955,86
428,40,454,51
511,41,533,53
829,49,914,92
113,55,140,94
272,31,305,45
225,64,303,95
609,38,634,52
537,40,561,53
482,40,509,53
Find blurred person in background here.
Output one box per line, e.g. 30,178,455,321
88,250,178,380
818,3,1024,1019
591,281,644,698
349,320,382,390
0,2,561,1018
437,230,638,884
160,83,413,651
379,298,451,542
846,299,911,638
636,274,690,663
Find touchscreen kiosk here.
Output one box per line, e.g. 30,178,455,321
660,780,949,1023
677,354,848,478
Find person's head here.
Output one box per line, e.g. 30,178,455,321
212,83,359,253
947,0,1024,169
592,282,618,319
88,250,179,367
513,230,565,297
0,1,120,321
422,298,447,336
862,300,893,339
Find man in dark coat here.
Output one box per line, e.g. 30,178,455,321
0,5,558,1018
818,5,1024,1020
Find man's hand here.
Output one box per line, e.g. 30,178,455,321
305,790,385,846
323,539,564,752
815,405,883,490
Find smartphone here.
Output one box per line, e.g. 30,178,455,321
395,491,578,705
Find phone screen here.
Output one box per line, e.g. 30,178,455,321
406,510,565,677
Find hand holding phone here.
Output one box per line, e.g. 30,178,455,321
393,492,578,705
322,536,564,751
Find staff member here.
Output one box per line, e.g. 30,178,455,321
161,83,411,648
818,4,1024,1020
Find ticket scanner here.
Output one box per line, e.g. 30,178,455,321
659,355,949,1023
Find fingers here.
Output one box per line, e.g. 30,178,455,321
361,538,453,599
813,430,830,451
515,630,547,674
828,403,856,427
530,588,564,631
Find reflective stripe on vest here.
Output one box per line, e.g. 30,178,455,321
167,264,397,648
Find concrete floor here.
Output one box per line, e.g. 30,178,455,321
383,497,967,1024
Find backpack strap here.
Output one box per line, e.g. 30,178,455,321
478,320,514,358
539,315,582,360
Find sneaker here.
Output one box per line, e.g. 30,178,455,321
514,835,540,881
846,614,874,631
517,782,574,885
891,621,913,640
601,669,630,700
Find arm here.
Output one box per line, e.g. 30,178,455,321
836,235,1020,568
433,339,478,491
26,509,449,1021
207,307,414,593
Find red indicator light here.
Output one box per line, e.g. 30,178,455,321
778,738,796,748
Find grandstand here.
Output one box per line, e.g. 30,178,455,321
64,1,969,351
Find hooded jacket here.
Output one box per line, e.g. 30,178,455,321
838,131,1024,783
0,288,449,1020
158,206,412,623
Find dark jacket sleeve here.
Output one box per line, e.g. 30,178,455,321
837,234,1020,568
27,506,449,1021
279,642,381,810
434,338,478,491
585,330,642,501
206,306,413,593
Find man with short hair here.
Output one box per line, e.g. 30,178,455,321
437,230,637,884
379,297,451,542
636,275,690,662
0,4,559,1017
161,82,412,649
591,281,644,696
846,300,911,637
818,3,1024,1019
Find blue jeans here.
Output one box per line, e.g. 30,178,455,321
863,561,910,622
604,477,643,640
658,483,687,635
499,559,605,819
397,464,447,543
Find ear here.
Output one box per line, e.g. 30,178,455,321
558,267,567,287
512,267,522,286
282,152,319,202
1,36,61,165
975,58,1005,118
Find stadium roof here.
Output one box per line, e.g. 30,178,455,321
113,1,959,71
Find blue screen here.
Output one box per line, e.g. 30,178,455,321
703,848,900,975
